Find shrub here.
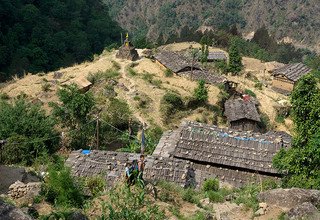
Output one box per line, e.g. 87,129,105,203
207,191,224,203
160,92,184,121
254,81,263,90
84,175,106,197
275,114,285,123
164,69,173,77
215,60,228,74
43,159,84,208
182,187,199,204
233,184,259,211
42,82,51,92
244,89,256,98
0,93,10,100
0,98,59,165
194,80,208,104
127,67,137,76
202,178,219,192
111,60,121,70
87,69,120,84
142,72,154,83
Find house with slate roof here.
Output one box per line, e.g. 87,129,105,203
207,51,227,62
271,63,311,94
224,97,261,132
153,121,291,187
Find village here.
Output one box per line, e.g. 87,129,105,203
0,34,318,220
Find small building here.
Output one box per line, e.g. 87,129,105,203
178,69,226,85
264,61,285,74
271,63,311,95
116,33,139,61
224,97,261,132
207,51,227,62
154,121,291,187
154,51,201,74
62,77,92,92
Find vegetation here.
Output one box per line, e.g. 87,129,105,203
193,80,208,105
160,92,184,122
202,178,219,192
42,158,85,208
228,39,243,74
164,69,173,77
50,84,95,149
244,89,256,98
0,0,122,81
0,97,58,165
273,74,320,189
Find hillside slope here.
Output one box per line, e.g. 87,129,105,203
104,0,320,52
0,42,292,133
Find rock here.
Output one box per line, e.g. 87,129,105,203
53,71,63,79
259,202,268,210
0,199,33,220
287,202,320,220
67,211,88,220
258,188,320,210
200,198,210,206
255,208,265,216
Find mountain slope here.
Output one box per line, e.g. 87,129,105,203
104,0,320,52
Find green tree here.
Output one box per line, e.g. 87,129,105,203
273,74,320,189
0,98,58,165
228,39,243,74
194,80,208,104
50,84,95,149
251,26,277,52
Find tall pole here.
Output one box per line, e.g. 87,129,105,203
96,115,99,150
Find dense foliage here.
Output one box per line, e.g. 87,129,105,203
0,0,122,81
228,39,243,74
0,98,58,165
194,80,208,104
273,73,320,189
50,84,95,149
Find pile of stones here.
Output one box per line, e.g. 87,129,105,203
8,181,41,200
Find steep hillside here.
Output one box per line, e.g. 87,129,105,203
104,0,320,52
0,42,292,133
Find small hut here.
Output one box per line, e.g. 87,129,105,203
207,51,227,62
116,33,139,61
224,96,261,132
271,63,311,94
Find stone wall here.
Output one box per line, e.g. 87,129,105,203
8,181,41,200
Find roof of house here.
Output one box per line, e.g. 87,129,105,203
66,150,215,188
207,51,227,60
224,98,261,123
154,50,200,73
178,70,226,85
264,61,285,73
272,63,311,82
170,121,290,174
62,77,92,90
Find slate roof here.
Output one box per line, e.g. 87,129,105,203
224,98,261,123
66,150,215,188
171,121,290,174
154,51,200,73
178,70,226,85
272,63,311,82
207,51,227,61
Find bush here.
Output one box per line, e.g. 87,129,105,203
0,98,59,165
207,191,224,203
194,80,208,104
0,93,10,100
275,114,285,123
233,184,259,211
202,178,219,192
244,89,256,98
84,176,106,197
87,69,120,84
42,82,51,92
43,158,84,208
254,81,263,90
182,188,199,204
111,60,121,70
164,69,173,77
127,67,137,76
160,92,184,121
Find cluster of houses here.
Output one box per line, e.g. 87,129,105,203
65,42,315,189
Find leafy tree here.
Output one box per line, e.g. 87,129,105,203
228,39,243,74
273,74,320,189
194,80,208,104
251,26,277,52
50,84,95,149
0,98,58,165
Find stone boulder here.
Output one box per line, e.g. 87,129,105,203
0,199,33,220
287,202,320,220
258,188,320,210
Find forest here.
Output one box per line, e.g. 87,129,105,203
0,0,122,81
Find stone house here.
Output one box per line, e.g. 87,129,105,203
207,51,227,62
271,63,311,95
224,97,261,132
